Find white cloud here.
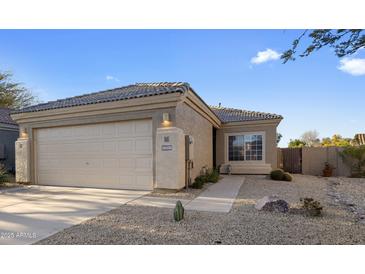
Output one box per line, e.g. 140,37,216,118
105,75,120,82
338,58,365,76
250,48,281,65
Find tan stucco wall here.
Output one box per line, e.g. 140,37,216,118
155,127,186,189
15,138,31,183
302,147,351,177
175,102,213,180
216,122,279,172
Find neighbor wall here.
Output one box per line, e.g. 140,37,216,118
0,126,19,172
302,147,351,177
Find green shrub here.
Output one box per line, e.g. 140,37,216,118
206,168,220,183
282,172,293,182
191,175,206,189
339,145,365,177
190,181,203,189
300,197,323,217
191,168,221,188
0,165,9,184
270,169,285,181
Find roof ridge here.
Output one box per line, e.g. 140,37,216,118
26,82,189,105
12,82,190,114
210,105,281,117
210,105,282,123
135,82,189,87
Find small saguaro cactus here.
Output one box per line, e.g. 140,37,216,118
174,200,185,222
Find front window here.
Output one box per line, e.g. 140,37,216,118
228,134,263,161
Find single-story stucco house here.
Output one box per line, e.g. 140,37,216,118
0,107,19,173
11,82,282,190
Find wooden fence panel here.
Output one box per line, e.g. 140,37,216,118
281,148,302,173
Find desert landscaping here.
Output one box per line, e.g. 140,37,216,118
36,174,365,245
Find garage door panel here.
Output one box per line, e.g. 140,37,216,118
36,119,153,190
38,159,59,169
135,120,152,136
116,122,134,136
102,159,119,169
136,175,153,189
38,142,99,154
73,124,100,138
118,140,134,152
59,142,101,154
135,138,152,154
135,158,152,170
119,158,136,169
102,142,118,153
101,123,117,136
86,174,119,185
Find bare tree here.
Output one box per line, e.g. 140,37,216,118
0,71,38,109
301,130,320,147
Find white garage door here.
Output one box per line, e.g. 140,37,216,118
35,119,153,190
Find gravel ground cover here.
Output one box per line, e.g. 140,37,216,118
36,175,365,245
327,177,365,210
325,177,365,223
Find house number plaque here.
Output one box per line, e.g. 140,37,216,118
161,145,173,151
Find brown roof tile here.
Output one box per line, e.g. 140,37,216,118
210,106,282,123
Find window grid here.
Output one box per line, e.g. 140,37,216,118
228,134,263,161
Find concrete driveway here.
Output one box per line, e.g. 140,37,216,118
0,186,149,245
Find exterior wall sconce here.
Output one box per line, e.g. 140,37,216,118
162,112,170,122
162,112,171,127
20,127,29,139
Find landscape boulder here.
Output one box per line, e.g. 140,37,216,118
255,195,289,213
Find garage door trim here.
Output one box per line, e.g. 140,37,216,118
34,119,153,190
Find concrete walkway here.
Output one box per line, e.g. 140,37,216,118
185,176,244,213
128,175,244,213
0,186,148,245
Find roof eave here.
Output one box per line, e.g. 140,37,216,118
11,92,183,125
221,118,283,127
0,122,19,131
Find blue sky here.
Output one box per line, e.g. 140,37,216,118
0,30,364,146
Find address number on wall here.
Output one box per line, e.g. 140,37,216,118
161,145,173,151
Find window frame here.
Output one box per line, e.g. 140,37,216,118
225,131,266,164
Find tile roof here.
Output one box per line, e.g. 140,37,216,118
0,108,18,126
12,82,190,114
11,82,283,124
210,106,283,123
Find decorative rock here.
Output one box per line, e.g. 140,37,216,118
255,195,289,213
